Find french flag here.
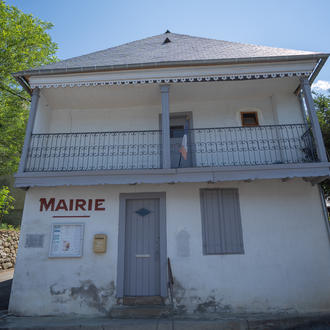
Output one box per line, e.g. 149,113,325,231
179,122,188,160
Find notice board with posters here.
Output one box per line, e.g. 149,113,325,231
49,223,84,258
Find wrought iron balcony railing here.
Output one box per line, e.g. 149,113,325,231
25,130,162,172
24,124,317,172
170,124,317,168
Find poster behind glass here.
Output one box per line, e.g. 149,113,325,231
49,223,84,258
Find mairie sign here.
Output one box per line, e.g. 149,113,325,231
40,198,106,212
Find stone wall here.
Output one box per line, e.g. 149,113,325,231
0,230,19,271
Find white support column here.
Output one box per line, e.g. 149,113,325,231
301,78,328,162
18,87,40,173
160,84,171,168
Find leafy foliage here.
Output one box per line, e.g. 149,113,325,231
0,222,19,231
314,92,330,149
0,185,15,223
0,0,58,175
0,1,58,87
313,90,330,196
0,95,28,174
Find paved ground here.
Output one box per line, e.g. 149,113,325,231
0,270,14,282
1,313,330,329
0,270,14,311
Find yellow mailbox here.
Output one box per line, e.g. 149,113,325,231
93,234,107,253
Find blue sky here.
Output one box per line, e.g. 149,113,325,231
6,0,330,92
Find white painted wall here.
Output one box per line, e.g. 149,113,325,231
271,92,304,124
33,91,52,134
48,105,160,133
10,179,330,316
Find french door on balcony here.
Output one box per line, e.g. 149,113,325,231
170,113,192,168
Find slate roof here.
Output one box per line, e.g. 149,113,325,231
15,32,327,76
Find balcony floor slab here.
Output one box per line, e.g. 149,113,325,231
14,162,330,188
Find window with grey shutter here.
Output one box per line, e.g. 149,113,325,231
200,188,244,255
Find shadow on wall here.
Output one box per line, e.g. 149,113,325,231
0,279,12,310
0,175,25,227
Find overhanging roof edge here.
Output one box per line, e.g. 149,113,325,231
13,53,329,79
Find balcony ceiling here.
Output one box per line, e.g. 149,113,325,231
42,77,300,110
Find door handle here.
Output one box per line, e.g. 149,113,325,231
136,254,151,258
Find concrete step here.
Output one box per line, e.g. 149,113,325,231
123,296,164,306
110,304,171,319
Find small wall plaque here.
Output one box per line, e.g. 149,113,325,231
25,234,44,248
93,234,107,253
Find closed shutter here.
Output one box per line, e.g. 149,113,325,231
200,188,244,255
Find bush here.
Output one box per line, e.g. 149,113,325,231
0,186,15,223
0,222,19,231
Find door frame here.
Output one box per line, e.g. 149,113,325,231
116,192,167,298
159,111,196,168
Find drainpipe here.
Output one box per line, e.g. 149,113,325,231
318,184,330,245
301,78,328,162
298,92,308,124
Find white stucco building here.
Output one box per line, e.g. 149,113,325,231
9,32,330,317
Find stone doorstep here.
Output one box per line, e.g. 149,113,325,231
122,296,164,306
110,304,171,319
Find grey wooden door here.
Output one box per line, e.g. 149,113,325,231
124,198,160,296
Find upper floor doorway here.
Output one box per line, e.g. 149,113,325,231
169,112,193,168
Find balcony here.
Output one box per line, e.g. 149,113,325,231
25,130,162,172
24,124,317,173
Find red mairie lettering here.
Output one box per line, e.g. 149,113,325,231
40,198,55,211
75,199,86,211
39,198,106,212
55,199,68,211
95,199,105,211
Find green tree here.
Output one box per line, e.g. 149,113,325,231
0,185,15,223
313,90,330,196
0,0,57,175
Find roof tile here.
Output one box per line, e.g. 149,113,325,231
23,32,321,74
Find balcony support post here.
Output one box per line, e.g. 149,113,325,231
160,84,171,168
18,87,40,173
301,78,327,162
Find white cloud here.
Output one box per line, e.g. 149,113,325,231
312,80,330,93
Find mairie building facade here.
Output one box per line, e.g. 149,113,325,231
9,32,330,316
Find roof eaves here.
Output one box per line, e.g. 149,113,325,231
12,53,329,79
